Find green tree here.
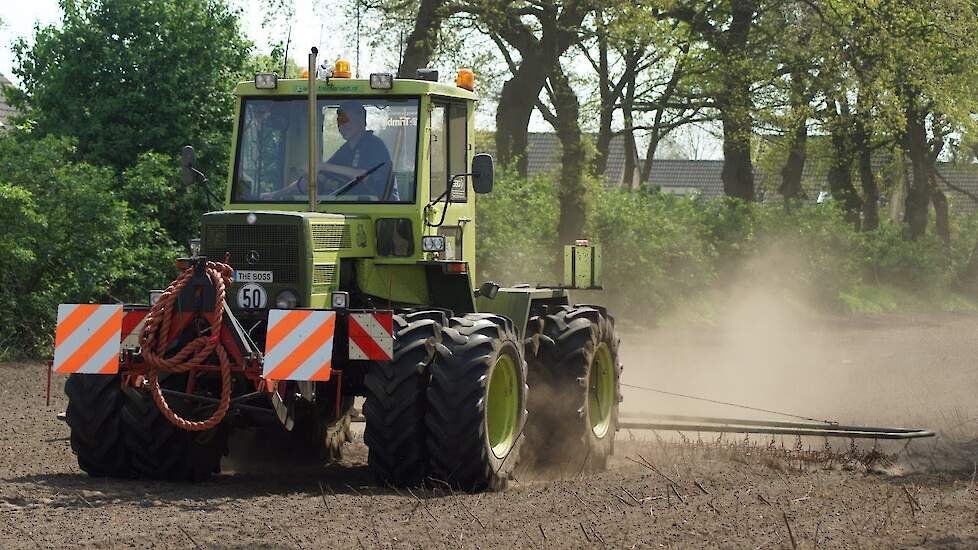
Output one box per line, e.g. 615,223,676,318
8,0,253,179
0,134,177,358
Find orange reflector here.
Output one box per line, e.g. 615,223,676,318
456,68,475,91
446,262,467,274
334,59,352,78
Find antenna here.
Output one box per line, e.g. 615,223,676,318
398,29,404,74
282,25,292,77
355,0,361,78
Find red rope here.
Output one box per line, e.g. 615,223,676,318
138,261,234,432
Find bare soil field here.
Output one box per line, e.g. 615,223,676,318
3,310,978,548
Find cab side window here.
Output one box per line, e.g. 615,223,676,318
430,104,447,200
429,101,468,202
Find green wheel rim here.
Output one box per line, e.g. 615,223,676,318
589,343,615,438
486,353,519,459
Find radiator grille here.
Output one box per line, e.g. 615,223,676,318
312,264,337,289
311,224,351,250
203,224,301,284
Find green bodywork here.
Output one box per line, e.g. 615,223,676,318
201,75,600,334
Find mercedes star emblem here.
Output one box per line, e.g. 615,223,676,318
247,250,260,265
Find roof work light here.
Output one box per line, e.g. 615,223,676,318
370,73,394,89
255,73,278,89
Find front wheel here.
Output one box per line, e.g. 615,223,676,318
427,314,527,491
363,311,445,486
120,379,229,482
64,374,131,478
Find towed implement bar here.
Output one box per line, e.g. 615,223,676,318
619,413,934,440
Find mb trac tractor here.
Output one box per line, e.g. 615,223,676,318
54,50,621,491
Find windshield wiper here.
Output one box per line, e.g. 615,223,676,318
323,162,386,200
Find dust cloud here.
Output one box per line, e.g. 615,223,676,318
613,246,978,472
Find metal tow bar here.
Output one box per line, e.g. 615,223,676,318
618,413,935,440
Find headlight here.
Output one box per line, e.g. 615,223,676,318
330,291,350,309
189,238,201,257
255,73,278,89
369,73,394,89
275,290,300,309
422,235,446,252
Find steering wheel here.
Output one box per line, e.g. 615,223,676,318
296,166,348,196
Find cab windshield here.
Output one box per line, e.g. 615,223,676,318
232,97,420,203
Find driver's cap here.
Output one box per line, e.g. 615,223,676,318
337,101,366,125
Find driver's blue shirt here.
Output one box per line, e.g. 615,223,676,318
323,130,397,200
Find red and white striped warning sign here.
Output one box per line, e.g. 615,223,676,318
53,304,123,375
348,312,394,361
120,309,149,351
263,310,336,381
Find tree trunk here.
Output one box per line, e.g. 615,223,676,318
932,181,950,244
640,48,687,184
397,0,447,78
641,131,661,184
550,68,587,246
778,70,807,205
854,117,879,231
779,119,807,203
720,108,755,200
591,17,614,177
621,75,637,188
495,57,549,176
718,0,756,201
903,98,930,239
828,126,861,226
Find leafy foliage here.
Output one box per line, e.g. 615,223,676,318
0,135,179,359
475,165,559,285
8,0,253,180
478,174,978,321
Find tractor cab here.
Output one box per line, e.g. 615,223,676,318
196,62,490,320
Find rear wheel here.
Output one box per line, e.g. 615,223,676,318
64,374,130,477
363,311,444,486
525,306,621,472
120,379,229,482
427,314,527,491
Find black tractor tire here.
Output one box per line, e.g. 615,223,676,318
427,314,527,491
525,305,621,472
64,374,131,477
120,381,229,482
363,310,445,486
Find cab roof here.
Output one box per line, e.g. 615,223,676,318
234,77,479,101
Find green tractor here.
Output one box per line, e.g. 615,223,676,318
54,49,622,491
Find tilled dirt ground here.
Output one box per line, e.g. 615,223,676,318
3,311,978,548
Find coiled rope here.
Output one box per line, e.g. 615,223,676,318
138,261,234,432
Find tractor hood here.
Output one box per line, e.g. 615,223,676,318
201,210,375,309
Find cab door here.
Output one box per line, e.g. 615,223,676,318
428,99,475,270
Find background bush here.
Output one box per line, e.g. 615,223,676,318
0,135,180,359
477,174,978,322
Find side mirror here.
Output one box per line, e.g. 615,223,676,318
472,153,494,194
476,281,500,299
181,145,198,185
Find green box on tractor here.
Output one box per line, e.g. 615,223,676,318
58,55,622,491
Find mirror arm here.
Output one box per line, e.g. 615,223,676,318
191,167,208,184
191,169,221,208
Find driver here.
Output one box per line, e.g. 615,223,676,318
263,101,396,200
